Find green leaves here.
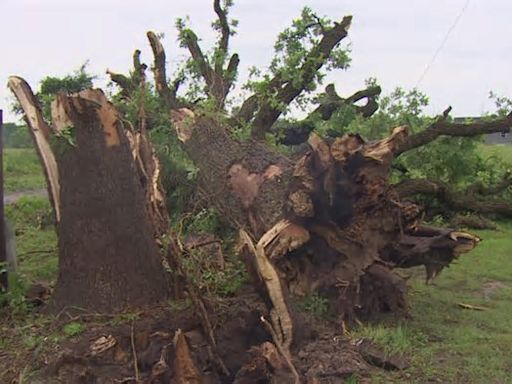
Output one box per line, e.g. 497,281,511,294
245,7,351,113
38,64,95,121
62,322,85,338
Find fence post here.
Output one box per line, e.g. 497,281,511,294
0,109,7,291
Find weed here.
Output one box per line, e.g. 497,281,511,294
184,254,248,297
23,334,44,349
0,273,29,315
62,322,85,338
168,299,192,312
201,259,248,296
344,374,358,384
109,313,140,327
352,323,422,355
300,293,329,317
183,208,221,235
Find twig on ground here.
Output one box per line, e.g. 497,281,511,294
130,320,140,382
458,303,488,311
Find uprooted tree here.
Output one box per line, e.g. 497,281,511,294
8,1,512,381
105,1,509,378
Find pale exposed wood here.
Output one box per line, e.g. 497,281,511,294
173,329,203,384
8,76,61,222
239,221,294,354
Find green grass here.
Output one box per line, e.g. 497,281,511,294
4,197,57,285
3,148,45,192
356,222,512,383
479,143,512,165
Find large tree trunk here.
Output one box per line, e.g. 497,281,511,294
9,78,169,312
172,111,480,330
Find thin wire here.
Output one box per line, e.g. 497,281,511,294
415,0,470,88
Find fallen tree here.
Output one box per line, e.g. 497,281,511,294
102,2,490,380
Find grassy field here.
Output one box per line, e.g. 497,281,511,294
3,196,511,382
4,197,57,284
479,143,512,164
3,148,45,193
356,222,512,383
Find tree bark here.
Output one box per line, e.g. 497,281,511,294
396,112,512,156
51,90,168,312
10,79,169,312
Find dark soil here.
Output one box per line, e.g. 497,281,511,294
1,290,410,383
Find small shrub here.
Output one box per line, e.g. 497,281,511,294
62,322,85,338
300,293,330,317
0,272,29,315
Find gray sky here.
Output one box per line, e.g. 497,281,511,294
1,0,511,123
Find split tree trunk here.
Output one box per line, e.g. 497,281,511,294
9,77,169,312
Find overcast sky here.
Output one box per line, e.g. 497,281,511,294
1,0,510,123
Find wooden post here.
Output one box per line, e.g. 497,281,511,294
0,109,7,291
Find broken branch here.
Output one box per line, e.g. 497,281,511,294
250,15,352,139
147,31,178,108
396,112,512,155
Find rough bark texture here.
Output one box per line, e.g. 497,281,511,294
10,79,169,312
396,112,512,156
50,90,168,312
394,178,512,219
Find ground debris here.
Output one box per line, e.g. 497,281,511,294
457,303,488,311
355,338,410,371
296,334,370,382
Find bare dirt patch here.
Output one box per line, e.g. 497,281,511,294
481,281,509,300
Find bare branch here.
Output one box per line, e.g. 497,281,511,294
396,111,512,155
250,15,352,139
394,178,512,217
147,31,178,108
183,30,214,86
273,84,381,146
132,49,147,87
313,83,381,121
106,50,146,99
181,27,237,109
466,171,512,196
225,53,239,81
106,69,134,99
233,94,258,125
